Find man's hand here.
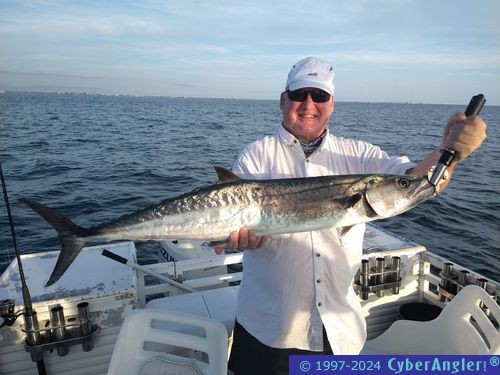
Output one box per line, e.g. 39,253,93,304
441,112,487,161
409,112,487,182
214,228,264,254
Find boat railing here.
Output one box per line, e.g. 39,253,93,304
355,247,498,339
135,245,499,312
422,252,498,308
136,252,244,306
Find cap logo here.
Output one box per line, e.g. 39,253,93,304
286,57,335,94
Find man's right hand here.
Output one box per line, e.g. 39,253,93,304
214,228,264,254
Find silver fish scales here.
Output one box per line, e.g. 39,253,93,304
22,167,435,286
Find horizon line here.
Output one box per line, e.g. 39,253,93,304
1,89,498,107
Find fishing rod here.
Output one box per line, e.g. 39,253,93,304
428,94,486,187
102,249,197,293
0,162,46,375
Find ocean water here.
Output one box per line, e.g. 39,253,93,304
0,92,498,281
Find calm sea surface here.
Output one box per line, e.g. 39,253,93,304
0,92,499,281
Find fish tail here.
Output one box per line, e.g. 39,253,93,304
21,199,90,286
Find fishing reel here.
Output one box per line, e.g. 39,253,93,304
0,299,20,328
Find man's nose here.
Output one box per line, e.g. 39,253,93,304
300,93,316,107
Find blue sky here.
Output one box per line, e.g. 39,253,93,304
0,0,499,104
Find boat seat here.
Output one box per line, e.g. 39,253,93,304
361,285,500,354
107,309,228,375
146,285,239,335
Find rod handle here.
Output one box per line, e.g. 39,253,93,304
464,93,485,116
439,94,486,167
439,94,486,166
429,94,486,187
101,249,128,264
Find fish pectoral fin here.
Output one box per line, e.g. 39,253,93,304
338,225,353,237
343,193,363,208
214,166,241,184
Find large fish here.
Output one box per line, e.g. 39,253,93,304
22,167,435,286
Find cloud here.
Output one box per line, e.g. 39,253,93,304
0,14,167,38
0,0,498,103
329,50,500,70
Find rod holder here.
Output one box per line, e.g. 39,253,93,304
391,257,401,294
477,278,488,289
458,270,469,285
437,262,497,313
476,278,490,315
439,262,455,302
50,305,69,356
360,260,370,300
77,302,94,352
23,311,43,362
375,258,385,297
22,301,99,362
354,256,402,300
457,270,469,291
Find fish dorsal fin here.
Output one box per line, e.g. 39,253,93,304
214,166,241,183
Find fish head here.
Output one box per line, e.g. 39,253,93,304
364,175,436,219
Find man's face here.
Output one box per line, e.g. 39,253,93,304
280,88,334,142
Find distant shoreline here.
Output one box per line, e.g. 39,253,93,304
0,90,135,97
1,90,487,107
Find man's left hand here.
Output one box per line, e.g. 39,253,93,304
441,113,487,161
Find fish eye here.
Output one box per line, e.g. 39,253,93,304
398,178,411,189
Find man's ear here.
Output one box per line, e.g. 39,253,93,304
280,91,286,111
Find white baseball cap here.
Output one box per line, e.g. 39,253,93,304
285,56,335,95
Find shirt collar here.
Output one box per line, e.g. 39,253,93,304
276,123,331,153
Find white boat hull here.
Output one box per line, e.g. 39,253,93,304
1,225,498,374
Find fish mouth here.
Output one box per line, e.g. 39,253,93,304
409,178,437,200
363,176,436,219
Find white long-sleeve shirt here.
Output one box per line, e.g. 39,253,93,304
232,124,414,354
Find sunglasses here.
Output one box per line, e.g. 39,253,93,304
287,89,331,103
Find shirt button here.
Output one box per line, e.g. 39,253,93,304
316,253,320,257
316,279,321,283
306,159,310,163
318,302,322,307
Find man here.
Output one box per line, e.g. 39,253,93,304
217,56,486,375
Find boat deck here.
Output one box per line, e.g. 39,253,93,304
1,224,498,374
